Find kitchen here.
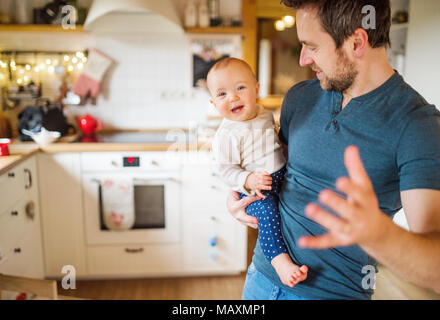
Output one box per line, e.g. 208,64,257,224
0,0,440,302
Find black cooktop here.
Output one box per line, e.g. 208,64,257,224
77,131,195,143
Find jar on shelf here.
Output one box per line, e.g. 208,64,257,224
208,0,221,27
184,0,197,28
198,0,210,28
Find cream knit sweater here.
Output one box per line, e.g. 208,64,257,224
212,105,286,195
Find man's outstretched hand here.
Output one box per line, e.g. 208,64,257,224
298,145,390,250
226,190,260,229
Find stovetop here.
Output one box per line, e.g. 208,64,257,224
76,131,196,144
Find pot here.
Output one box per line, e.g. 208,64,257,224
0,138,11,156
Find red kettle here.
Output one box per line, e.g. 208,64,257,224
77,114,103,136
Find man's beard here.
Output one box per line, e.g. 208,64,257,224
316,50,358,93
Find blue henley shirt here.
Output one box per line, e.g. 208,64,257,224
252,71,440,300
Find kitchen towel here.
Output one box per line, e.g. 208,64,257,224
73,49,114,101
101,178,135,231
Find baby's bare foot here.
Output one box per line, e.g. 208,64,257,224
271,253,308,288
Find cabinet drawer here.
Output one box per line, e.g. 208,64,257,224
87,244,182,276
0,168,25,214
0,197,32,254
0,227,43,278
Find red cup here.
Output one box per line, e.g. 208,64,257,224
0,138,11,156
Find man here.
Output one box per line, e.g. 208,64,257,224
227,0,440,300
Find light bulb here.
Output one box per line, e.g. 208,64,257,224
275,20,286,31
76,51,84,58
72,57,78,64
34,66,40,72
68,65,74,72
24,76,29,82
82,57,87,63
283,15,295,28
64,55,70,62
17,78,23,84
46,59,52,65
25,64,31,71
10,61,16,67
77,62,84,69
48,66,55,73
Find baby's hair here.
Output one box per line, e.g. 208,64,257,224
206,57,257,94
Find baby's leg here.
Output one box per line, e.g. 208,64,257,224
241,193,308,288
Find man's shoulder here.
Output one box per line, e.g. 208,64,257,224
285,78,321,100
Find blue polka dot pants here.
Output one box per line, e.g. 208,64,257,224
239,167,288,262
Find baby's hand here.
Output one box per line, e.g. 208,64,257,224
245,171,272,199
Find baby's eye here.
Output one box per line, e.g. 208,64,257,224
237,85,246,90
217,92,226,97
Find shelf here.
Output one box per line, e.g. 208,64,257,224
258,95,284,109
0,24,86,33
185,26,245,34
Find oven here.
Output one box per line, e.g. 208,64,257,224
81,152,181,245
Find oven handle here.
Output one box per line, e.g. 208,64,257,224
91,179,105,229
133,177,181,184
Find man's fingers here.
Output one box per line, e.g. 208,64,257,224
318,189,357,220
298,234,344,249
335,177,368,206
237,194,260,208
305,203,349,234
255,189,266,199
238,215,259,229
344,146,373,189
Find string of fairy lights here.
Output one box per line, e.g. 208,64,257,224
0,50,88,86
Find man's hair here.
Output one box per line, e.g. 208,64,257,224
281,0,391,49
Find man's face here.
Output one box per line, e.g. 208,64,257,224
296,7,358,92
208,63,260,122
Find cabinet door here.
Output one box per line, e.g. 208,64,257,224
0,156,44,279
183,214,247,273
37,153,86,277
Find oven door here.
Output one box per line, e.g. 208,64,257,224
82,171,181,245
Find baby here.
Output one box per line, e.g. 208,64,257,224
208,58,308,287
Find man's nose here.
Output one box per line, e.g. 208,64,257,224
299,47,313,67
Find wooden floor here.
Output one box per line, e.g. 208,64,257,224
57,265,440,300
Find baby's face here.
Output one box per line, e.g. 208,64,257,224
208,63,259,122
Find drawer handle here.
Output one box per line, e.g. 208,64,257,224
11,210,18,216
14,248,21,253
24,169,32,189
125,248,144,254
8,172,15,178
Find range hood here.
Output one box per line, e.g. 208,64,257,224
84,0,184,34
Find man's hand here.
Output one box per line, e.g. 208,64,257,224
245,171,272,199
226,190,260,229
298,145,390,249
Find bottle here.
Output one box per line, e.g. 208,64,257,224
208,0,221,27
184,0,197,28
198,0,210,28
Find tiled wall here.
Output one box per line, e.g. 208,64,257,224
1,0,243,132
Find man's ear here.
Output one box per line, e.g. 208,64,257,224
352,28,368,58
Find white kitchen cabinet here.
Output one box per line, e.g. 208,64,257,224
181,152,247,274
0,156,44,279
37,153,87,278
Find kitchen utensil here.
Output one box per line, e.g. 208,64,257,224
0,138,11,156
77,114,103,136
21,127,61,146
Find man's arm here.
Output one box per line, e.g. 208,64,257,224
298,146,440,293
